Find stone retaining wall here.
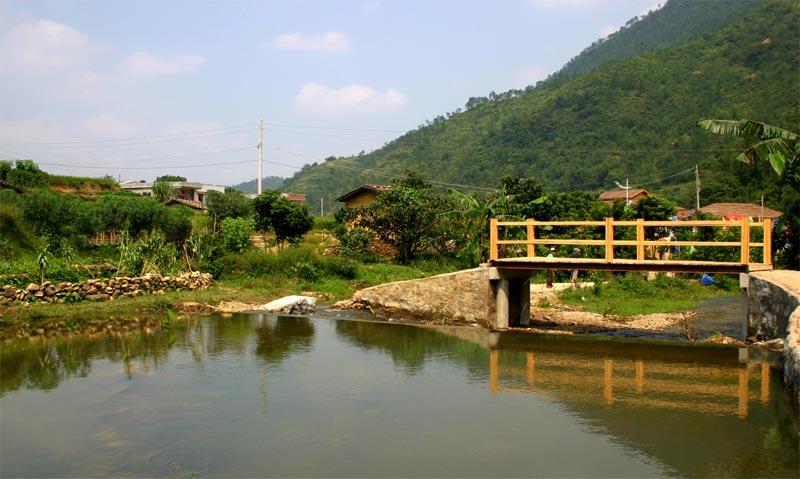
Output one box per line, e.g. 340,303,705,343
748,271,800,409
1,272,212,304
350,266,495,327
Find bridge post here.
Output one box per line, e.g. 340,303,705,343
763,218,772,265
604,217,614,262
496,279,510,329
740,217,750,265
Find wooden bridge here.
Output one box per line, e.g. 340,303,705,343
487,217,773,329
489,217,773,274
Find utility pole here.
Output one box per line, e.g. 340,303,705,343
320,197,324,218
614,178,631,204
694,164,701,212
257,119,264,195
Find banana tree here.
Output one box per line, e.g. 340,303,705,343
698,119,798,182
443,187,521,266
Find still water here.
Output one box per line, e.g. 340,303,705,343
1,313,798,478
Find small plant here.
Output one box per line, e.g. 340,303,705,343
291,262,321,282
37,243,52,284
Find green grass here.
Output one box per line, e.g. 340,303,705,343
558,273,738,316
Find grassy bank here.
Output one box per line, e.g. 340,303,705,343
558,273,738,316
0,258,459,338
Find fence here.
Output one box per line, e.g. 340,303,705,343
489,218,772,266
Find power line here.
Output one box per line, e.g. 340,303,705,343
38,158,254,170
264,122,405,133
0,129,255,149
0,124,253,146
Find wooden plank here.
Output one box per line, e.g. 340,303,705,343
740,217,750,264
636,219,645,261
497,220,604,226
490,218,499,260
763,218,772,265
604,217,614,262
614,240,743,247
496,239,605,246
526,218,535,257
613,220,741,227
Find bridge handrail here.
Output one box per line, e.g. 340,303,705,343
488,217,772,266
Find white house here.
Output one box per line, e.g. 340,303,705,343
120,179,224,204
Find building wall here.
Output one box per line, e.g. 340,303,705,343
344,191,379,209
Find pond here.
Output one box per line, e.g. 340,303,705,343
1,313,797,478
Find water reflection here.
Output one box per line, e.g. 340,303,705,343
0,316,797,478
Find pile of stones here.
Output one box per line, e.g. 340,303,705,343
1,272,213,304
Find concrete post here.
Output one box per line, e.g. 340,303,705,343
496,279,510,330
519,277,531,326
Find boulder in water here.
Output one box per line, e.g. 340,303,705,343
256,295,316,315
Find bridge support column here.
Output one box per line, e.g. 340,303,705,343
491,270,532,329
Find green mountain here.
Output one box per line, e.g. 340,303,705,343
230,176,285,194
282,0,799,214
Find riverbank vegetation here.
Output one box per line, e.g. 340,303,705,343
0,161,751,337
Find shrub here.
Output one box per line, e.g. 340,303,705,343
292,262,321,282
220,217,255,252
118,231,178,276
321,256,359,279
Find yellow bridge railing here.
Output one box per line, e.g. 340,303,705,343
489,217,772,266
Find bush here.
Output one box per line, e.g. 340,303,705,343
220,217,255,252
0,204,40,258
118,231,179,276
291,262,321,282
321,256,359,279
314,217,337,231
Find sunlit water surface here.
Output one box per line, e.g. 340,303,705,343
1,313,797,478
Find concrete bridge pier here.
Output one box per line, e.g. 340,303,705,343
490,268,531,329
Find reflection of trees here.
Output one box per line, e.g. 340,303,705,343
334,321,487,375
1,332,175,395
254,316,315,365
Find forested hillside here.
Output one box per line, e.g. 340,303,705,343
230,176,284,194
544,0,760,87
281,0,798,215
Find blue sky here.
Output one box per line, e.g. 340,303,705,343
0,0,661,185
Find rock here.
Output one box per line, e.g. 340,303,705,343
256,295,316,315
85,293,110,301
3,286,15,298
26,283,40,292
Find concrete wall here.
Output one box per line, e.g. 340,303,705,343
748,271,800,408
351,265,496,327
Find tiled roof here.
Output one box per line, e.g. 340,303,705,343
699,202,782,219
166,198,207,210
598,188,648,201
336,184,392,202
281,192,306,203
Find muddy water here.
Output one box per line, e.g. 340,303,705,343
1,313,797,478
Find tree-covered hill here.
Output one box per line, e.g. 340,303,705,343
230,176,285,194
543,0,761,87
281,0,798,215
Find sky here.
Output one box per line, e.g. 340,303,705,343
0,0,662,186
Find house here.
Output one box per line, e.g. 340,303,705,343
598,188,649,205
120,179,224,204
335,184,392,208
281,192,306,204
698,203,782,221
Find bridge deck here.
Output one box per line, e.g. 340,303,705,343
490,257,772,274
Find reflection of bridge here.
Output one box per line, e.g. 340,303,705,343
488,218,773,328
488,349,771,418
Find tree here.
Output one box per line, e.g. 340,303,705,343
253,191,313,246
220,217,255,252
151,180,176,202
206,188,254,228
699,119,799,268
633,195,677,221
698,119,798,181
155,175,187,182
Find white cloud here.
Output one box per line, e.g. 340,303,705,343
0,19,90,72
294,82,406,113
268,31,350,53
641,2,663,16
119,52,205,76
516,65,548,87
362,1,381,13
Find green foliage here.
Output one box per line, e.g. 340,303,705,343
46,175,117,191
206,188,254,226
213,245,359,281
220,217,254,252
355,174,442,264
17,190,98,239
155,175,186,182
253,191,314,245
633,195,677,220
151,180,176,202
7,160,47,188
0,204,40,258
118,231,178,276
291,262,321,282
0,161,12,181
313,217,337,231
